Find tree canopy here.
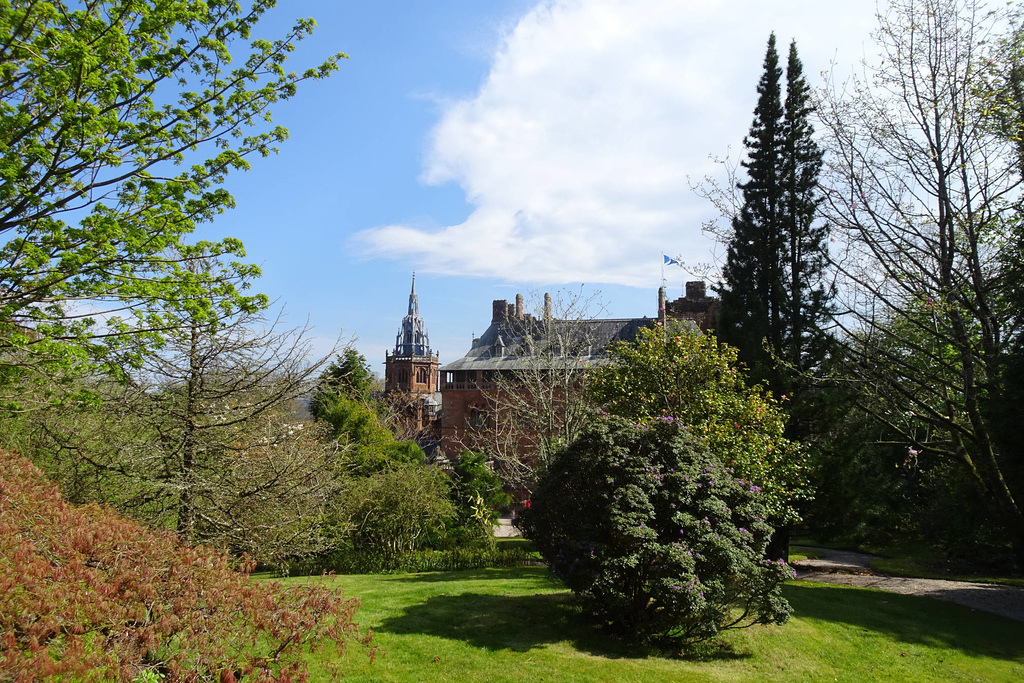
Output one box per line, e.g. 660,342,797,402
717,34,831,398
816,0,1024,565
0,0,343,392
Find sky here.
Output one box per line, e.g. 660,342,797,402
200,0,881,373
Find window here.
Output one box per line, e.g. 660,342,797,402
469,407,489,429
416,367,428,384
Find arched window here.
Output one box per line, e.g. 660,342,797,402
398,368,409,385
416,367,428,384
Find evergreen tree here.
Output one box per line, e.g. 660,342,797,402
718,33,784,388
718,35,831,398
780,40,831,381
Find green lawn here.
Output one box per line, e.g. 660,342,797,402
289,566,1024,682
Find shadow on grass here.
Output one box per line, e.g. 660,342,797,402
786,582,1024,661
379,591,616,656
378,589,752,661
389,566,557,585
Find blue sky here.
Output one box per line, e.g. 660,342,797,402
201,0,879,372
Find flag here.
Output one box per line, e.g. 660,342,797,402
663,255,683,266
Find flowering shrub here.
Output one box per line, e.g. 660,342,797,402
519,418,791,646
0,450,374,682
590,324,811,525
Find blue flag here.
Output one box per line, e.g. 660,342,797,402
664,255,683,266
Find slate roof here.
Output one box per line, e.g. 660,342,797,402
441,316,664,372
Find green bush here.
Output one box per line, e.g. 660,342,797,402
289,545,538,575
520,417,792,646
440,451,513,548
330,462,454,558
591,324,810,526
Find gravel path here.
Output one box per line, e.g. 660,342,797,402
793,547,1024,623
494,516,521,538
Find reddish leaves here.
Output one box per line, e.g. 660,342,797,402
0,451,373,682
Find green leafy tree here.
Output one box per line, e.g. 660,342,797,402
717,34,783,387
816,0,1024,565
448,451,512,546
0,0,343,392
591,323,810,526
315,394,425,475
520,417,792,647
310,348,379,419
717,34,831,398
779,40,832,385
334,462,455,559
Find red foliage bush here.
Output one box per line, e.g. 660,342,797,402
0,450,374,682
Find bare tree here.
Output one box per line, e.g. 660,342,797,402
4,253,346,567
817,0,1024,561
464,289,607,490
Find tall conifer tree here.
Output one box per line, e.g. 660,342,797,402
718,35,830,397
719,33,785,389
780,40,831,381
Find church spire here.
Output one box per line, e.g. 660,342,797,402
408,272,418,316
395,273,430,356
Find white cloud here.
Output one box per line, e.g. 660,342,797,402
354,0,878,288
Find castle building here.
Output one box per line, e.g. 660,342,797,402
384,276,441,433
659,280,719,330
438,283,718,458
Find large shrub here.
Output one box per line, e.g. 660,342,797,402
520,417,792,646
0,450,373,682
330,462,455,559
591,324,810,526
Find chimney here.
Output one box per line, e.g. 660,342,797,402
685,281,706,300
544,292,552,321
492,299,509,323
515,293,524,319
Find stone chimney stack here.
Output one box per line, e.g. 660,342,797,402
492,299,509,323
544,292,552,321
515,293,524,319
685,281,707,300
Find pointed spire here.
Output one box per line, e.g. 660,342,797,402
395,273,429,356
408,272,419,316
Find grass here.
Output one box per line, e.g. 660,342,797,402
789,545,825,563
289,566,1024,682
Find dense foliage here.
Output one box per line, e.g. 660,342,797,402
332,462,455,559
448,451,513,546
717,35,831,397
813,0,1024,566
0,450,372,682
315,393,425,475
591,324,809,525
0,1,343,393
520,417,791,646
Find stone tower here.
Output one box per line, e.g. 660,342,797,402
385,274,439,397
